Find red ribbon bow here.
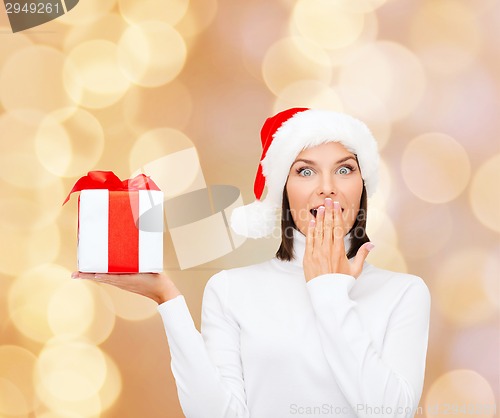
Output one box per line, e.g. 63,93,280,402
63,171,161,205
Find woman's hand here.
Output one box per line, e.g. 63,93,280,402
71,271,181,305
303,198,374,283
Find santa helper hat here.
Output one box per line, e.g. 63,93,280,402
230,108,380,239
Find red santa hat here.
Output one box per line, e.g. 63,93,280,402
230,108,380,238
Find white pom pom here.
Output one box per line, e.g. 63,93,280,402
230,200,278,239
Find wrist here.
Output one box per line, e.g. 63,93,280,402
157,287,181,305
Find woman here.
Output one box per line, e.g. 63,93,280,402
73,108,431,418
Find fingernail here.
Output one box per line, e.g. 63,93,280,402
309,219,316,227
366,243,375,251
94,274,102,279
317,206,325,212
71,272,79,279
325,198,333,207
333,201,341,210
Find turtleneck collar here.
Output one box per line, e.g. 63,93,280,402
288,227,352,268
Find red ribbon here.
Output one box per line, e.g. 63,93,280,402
63,171,161,205
107,191,140,273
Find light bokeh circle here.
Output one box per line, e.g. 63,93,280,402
0,110,61,190
0,30,33,69
449,325,499,399
397,200,453,259
482,245,500,309
34,394,101,418
118,21,187,87
424,369,496,418
56,0,117,25
8,264,73,342
129,128,203,200
0,224,60,276
367,159,391,211
262,36,333,96
64,13,127,51
410,0,482,74
366,242,407,273
129,127,195,169
292,0,365,50
0,378,29,418
402,133,471,203
122,81,193,134
118,0,189,26
0,46,78,113
36,412,80,418
337,85,391,150
34,339,105,418
366,208,398,248
339,41,426,121
99,353,123,412
82,283,117,345
64,40,131,109
469,154,500,232
325,10,379,68
0,346,37,416
35,108,105,177
175,0,218,39
331,0,388,13
273,80,344,114
434,248,497,327
35,337,107,403
102,284,159,322
0,178,65,232
47,281,95,338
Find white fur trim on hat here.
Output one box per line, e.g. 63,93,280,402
230,199,279,239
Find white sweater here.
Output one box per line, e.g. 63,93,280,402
158,229,431,418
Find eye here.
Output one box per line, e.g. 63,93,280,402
336,165,354,175
297,167,314,177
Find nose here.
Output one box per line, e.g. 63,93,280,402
317,174,337,196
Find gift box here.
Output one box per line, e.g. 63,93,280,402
64,171,164,273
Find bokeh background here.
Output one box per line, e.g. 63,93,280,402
0,0,499,417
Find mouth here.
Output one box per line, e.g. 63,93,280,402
309,206,344,218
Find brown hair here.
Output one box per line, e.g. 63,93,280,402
276,183,370,261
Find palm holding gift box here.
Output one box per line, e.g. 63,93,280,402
64,171,164,273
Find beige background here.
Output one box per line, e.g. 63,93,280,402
0,0,499,417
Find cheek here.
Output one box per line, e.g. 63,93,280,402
343,179,363,221
286,181,309,220
287,194,302,217
349,177,363,202
286,180,300,207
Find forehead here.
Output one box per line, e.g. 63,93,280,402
296,141,355,160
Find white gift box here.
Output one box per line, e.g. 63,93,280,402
78,189,163,273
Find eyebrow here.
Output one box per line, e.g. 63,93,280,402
291,155,357,167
